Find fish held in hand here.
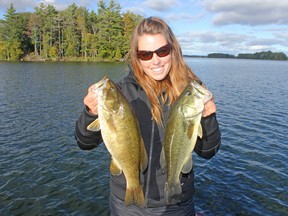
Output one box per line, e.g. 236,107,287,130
160,80,213,205
87,76,148,207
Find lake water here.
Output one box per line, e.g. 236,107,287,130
0,59,287,215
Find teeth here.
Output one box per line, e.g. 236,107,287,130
152,67,162,72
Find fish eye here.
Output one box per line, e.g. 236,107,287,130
186,90,191,96
110,86,115,90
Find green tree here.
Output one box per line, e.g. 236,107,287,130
0,20,7,59
62,3,81,58
75,6,89,59
18,12,32,55
208,53,235,58
122,11,142,59
49,45,58,59
42,5,57,58
2,4,24,60
0,1,147,62
237,51,288,60
96,0,124,60
86,10,99,59
53,12,65,58
0,40,8,59
34,3,57,58
27,12,40,56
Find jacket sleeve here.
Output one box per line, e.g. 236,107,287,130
194,113,221,159
75,107,103,150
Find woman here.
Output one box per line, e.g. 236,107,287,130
75,17,221,215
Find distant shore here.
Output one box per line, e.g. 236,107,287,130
2,50,287,62
184,50,288,61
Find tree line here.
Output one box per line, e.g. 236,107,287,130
0,0,143,61
208,51,288,60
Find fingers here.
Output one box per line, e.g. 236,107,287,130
202,98,216,117
84,84,99,115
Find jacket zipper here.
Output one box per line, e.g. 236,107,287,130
144,118,155,207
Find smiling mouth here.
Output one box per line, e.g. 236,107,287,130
151,66,163,72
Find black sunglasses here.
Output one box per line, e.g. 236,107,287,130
137,44,172,61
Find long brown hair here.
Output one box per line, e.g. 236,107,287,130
130,17,200,125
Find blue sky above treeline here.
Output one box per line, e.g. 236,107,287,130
1,0,287,56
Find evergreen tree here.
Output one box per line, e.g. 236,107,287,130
0,1,145,61
87,10,99,59
96,0,124,60
27,12,41,56
61,3,80,58
75,6,89,59
53,12,65,58
2,4,24,60
122,11,142,59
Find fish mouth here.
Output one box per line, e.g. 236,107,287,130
93,76,109,93
190,80,205,94
182,103,204,119
190,80,213,103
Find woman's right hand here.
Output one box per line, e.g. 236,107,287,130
83,84,99,115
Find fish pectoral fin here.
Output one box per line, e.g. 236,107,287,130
181,155,193,174
160,147,167,173
110,158,122,176
197,124,203,138
187,121,195,139
87,119,101,131
140,140,148,172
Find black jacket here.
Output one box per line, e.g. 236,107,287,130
75,71,221,207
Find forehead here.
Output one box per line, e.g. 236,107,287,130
138,34,167,51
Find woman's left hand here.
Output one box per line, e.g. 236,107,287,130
202,98,216,117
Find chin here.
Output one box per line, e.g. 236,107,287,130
152,75,166,81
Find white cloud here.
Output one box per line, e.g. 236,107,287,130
203,0,288,26
166,12,205,22
41,0,55,3
1,0,287,55
142,0,179,11
0,0,38,12
0,0,87,15
121,6,146,16
177,30,287,55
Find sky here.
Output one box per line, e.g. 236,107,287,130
1,0,288,56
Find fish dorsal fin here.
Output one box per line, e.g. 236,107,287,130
198,124,203,138
87,118,101,131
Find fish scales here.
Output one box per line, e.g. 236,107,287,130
87,76,148,207
161,80,213,205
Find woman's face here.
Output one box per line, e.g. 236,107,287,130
137,34,172,81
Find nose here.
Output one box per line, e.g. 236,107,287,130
151,53,161,65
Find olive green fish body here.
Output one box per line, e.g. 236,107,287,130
161,80,213,205
87,77,148,207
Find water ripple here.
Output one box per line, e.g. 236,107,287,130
1,60,288,215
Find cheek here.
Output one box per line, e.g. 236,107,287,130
164,55,172,70
139,60,150,72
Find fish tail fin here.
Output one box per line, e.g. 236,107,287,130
125,184,145,207
164,181,182,205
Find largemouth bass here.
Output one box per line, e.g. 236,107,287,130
87,76,148,207
160,80,213,205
